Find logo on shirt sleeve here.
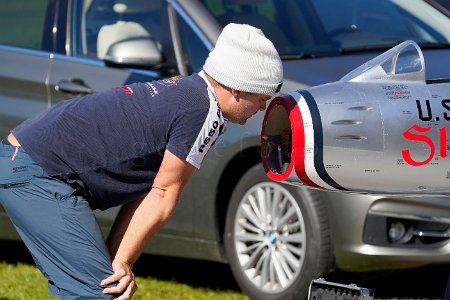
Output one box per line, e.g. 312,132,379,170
121,85,134,96
158,76,181,86
199,121,219,153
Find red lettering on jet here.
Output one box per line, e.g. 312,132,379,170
402,124,448,166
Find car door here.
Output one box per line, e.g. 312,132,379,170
47,0,164,104
0,0,54,138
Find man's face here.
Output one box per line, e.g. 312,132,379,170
224,92,272,125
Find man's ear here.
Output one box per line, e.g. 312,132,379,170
231,89,240,98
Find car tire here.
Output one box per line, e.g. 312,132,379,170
224,164,333,300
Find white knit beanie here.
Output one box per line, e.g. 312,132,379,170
203,23,283,95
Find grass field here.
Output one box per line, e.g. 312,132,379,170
0,261,248,300
0,240,249,300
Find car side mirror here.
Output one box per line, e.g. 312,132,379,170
104,37,163,68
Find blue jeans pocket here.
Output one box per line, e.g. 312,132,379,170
0,159,33,189
0,147,44,187
0,180,30,189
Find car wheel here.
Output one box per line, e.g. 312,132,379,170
224,164,332,300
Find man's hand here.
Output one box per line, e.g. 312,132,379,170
101,259,138,299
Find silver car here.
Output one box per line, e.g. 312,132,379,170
1,0,450,299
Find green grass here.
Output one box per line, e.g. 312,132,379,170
0,262,248,300
0,262,50,300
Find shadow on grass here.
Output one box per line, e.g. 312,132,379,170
0,240,34,264
1,240,449,298
133,251,241,292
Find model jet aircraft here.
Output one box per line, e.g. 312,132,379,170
261,40,450,196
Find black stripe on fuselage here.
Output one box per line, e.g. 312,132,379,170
298,90,347,191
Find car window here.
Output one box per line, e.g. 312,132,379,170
0,0,50,50
200,0,297,53
200,0,450,55
313,0,413,38
71,0,164,59
311,0,450,48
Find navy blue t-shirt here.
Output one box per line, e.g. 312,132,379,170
12,72,226,210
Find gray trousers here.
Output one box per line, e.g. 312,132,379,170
0,139,115,299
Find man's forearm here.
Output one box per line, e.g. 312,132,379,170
106,188,178,266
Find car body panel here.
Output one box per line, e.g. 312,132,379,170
325,192,450,271
48,54,161,103
0,47,51,138
190,120,263,239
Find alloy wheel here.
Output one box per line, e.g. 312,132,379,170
232,181,306,293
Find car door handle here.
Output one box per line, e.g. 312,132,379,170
55,79,93,94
